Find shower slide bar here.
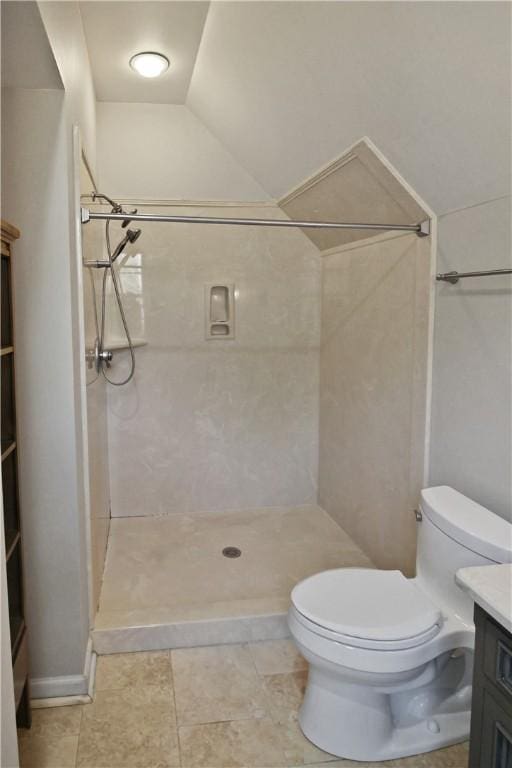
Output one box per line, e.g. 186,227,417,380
436,268,512,284
81,207,431,237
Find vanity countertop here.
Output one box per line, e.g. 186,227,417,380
456,564,512,633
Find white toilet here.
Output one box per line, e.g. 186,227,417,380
288,486,512,762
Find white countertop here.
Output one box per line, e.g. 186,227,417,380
456,564,512,633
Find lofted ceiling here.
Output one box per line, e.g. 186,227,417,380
79,1,209,103
1,2,62,90
187,1,511,214
54,2,510,214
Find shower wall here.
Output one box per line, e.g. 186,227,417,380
80,200,111,609
106,204,321,517
318,232,431,576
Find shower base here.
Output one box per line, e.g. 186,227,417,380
92,505,372,654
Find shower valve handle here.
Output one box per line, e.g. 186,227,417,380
98,349,113,368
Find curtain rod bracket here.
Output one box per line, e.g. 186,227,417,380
81,207,90,224
417,219,431,238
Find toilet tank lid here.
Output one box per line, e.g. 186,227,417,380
420,486,512,564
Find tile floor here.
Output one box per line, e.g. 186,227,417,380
94,507,374,652
18,641,470,768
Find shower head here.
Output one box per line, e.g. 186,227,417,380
127,228,142,243
122,209,138,228
110,228,142,264
92,191,122,212
91,192,137,228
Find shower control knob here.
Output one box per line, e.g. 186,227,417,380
98,349,113,368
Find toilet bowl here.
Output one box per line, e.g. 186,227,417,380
288,486,512,762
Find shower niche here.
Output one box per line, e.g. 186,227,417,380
205,283,235,339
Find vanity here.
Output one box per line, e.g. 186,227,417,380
456,564,512,768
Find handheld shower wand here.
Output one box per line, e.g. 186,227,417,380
110,228,142,264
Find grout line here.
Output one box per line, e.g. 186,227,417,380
169,649,183,768
74,703,84,768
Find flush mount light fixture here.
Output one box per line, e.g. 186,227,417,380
129,52,170,78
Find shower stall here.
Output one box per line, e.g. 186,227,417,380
78,138,434,654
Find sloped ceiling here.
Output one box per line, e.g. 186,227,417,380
1,1,62,90
187,1,511,214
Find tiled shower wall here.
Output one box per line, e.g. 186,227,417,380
104,204,321,517
318,233,431,576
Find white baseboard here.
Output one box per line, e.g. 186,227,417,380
31,694,92,708
31,636,96,703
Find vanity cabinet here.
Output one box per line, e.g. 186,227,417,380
469,604,512,768
1,220,31,728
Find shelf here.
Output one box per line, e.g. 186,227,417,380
1,440,16,462
106,338,148,351
5,529,20,561
10,616,25,658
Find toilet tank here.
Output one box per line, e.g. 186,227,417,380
415,486,512,625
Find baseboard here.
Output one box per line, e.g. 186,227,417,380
31,636,96,703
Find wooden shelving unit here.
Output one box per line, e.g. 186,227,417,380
1,220,31,728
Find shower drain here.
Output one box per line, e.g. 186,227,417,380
222,546,242,558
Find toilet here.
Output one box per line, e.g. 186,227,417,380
288,486,512,762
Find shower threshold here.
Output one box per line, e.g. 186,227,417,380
92,505,372,655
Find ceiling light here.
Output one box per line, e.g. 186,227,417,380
129,52,169,78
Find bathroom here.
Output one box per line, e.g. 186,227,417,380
1,1,511,767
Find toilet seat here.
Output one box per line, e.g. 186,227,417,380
291,568,442,650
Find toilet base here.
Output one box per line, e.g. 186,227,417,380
298,665,471,762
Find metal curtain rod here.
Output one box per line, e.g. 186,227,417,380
436,268,512,284
81,207,430,237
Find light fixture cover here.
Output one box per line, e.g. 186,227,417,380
129,52,170,78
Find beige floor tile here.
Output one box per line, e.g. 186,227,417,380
262,671,336,765
18,735,79,768
276,718,337,765
95,650,171,691
77,686,179,767
249,639,308,675
294,761,424,768
389,741,470,767
263,671,308,717
171,644,269,726
20,706,82,738
179,717,287,767
293,741,470,768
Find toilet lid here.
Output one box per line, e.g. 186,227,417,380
291,568,442,643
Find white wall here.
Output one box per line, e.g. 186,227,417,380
37,0,97,170
429,197,512,521
102,203,321,517
97,102,269,201
1,88,91,695
188,1,510,214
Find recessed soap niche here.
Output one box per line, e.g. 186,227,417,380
205,283,235,340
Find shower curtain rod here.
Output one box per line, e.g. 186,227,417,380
81,207,430,237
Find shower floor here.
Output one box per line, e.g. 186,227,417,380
92,505,373,654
